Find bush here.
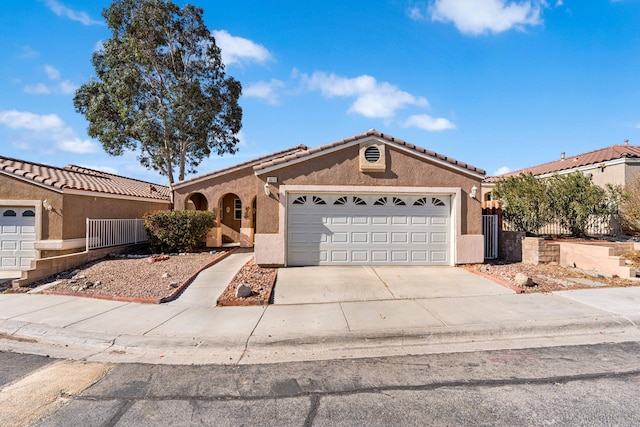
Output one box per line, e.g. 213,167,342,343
143,210,215,253
493,173,553,235
547,172,609,237
619,175,640,234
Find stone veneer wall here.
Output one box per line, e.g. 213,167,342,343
522,237,560,265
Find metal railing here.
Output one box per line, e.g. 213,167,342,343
482,215,499,259
86,219,148,251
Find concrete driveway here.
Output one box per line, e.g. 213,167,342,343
273,266,513,304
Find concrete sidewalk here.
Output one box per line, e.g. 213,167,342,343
1,253,640,365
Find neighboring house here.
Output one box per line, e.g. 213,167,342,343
0,156,170,271
482,141,640,203
173,130,486,267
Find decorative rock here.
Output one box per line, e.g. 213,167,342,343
236,284,252,298
94,281,101,287
625,260,634,265
169,282,179,288
514,273,535,287
71,286,80,292
162,273,170,279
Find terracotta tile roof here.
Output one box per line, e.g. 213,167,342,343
173,144,309,189
484,143,640,183
253,129,486,175
0,155,170,200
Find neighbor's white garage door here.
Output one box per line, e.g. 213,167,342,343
0,207,36,270
287,194,451,266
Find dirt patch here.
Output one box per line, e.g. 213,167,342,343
465,261,640,293
217,257,277,306
31,251,229,303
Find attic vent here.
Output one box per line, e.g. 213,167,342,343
364,146,381,163
359,141,386,172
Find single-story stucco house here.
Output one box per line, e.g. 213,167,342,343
0,155,170,271
173,130,486,267
482,140,640,203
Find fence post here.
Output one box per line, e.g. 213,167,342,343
86,218,90,252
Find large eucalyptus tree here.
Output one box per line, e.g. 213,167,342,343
74,0,242,186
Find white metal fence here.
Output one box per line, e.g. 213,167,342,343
482,215,499,260
86,219,148,251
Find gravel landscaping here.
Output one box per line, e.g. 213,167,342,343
37,251,229,302
465,260,640,293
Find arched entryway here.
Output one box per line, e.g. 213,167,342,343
220,193,242,245
185,192,208,211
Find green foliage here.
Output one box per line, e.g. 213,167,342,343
493,173,553,235
618,175,640,234
143,210,215,253
547,172,609,237
74,0,242,185
494,172,612,237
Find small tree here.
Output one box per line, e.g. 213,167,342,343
74,0,242,186
493,173,553,235
143,210,215,253
547,172,609,237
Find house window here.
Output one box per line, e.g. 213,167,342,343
3,210,16,217
23,210,35,217
234,199,242,220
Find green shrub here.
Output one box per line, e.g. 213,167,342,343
143,210,215,253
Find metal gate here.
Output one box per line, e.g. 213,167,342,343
482,215,498,260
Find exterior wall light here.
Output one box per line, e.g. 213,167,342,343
264,182,270,196
470,185,478,199
43,199,53,211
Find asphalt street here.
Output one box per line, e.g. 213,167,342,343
3,342,640,426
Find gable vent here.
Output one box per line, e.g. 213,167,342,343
359,141,386,172
364,146,381,162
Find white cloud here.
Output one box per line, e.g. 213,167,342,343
43,0,103,26
408,6,427,20
402,114,456,131
302,72,428,119
44,64,60,80
0,110,99,154
79,164,119,175
24,80,77,95
212,30,272,66
494,166,511,175
429,0,543,35
19,46,39,59
23,83,52,95
24,63,77,95
244,79,285,104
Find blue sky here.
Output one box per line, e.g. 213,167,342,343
1,0,640,185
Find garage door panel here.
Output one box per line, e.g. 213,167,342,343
352,216,368,225
351,232,368,243
287,194,451,266
391,232,408,243
2,258,17,267
371,232,388,243
431,232,448,243
371,216,389,225
411,232,428,243
2,226,18,234
391,251,409,262
331,232,348,243
352,251,369,262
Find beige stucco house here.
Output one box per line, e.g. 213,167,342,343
173,130,486,267
482,141,640,203
0,156,170,271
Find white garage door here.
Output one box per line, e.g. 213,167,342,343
0,207,36,270
287,194,451,266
